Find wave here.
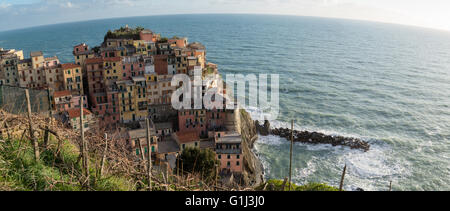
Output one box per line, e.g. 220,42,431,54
248,106,411,190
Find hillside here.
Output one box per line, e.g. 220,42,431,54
0,109,339,191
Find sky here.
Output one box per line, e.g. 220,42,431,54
1,0,450,32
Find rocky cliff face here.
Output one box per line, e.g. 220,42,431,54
238,109,264,187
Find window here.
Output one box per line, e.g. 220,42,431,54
227,155,231,159
218,155,221,159
227,161,231,167
237,155,240,159
236,161,240,166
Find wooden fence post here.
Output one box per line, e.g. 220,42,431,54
80,97,89,189
99,133,108,178
0,85,3,105
25,89,40,162
146,118,152,191
215,164,218,190
137,139,146,171
288,120,294,191
43,88,53,149
339,165,347,191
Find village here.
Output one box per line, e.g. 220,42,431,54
0,26,246,182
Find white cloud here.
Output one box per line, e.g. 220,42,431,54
0,2,11,9
1,0,450,32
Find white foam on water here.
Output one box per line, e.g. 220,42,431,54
295,158,317,179
247,107,412,190
246,106,369,140
256,135,287,146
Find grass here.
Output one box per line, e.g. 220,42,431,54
0,137,135,191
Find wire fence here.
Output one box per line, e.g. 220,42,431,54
0,85,51,115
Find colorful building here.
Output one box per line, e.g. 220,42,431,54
215,133,243,173
61,63,83,95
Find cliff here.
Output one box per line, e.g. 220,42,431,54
238,109,264,187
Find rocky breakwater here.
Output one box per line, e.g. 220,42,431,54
256,120,370,152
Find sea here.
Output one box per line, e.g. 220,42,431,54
1,14,449,191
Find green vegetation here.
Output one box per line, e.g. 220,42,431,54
91,46,101,54
0,137,135,191
176,147,219,182
204,67,215,75
159,37,168,43
255,179,340,191
103,26,145,42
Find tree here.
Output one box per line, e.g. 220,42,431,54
177,147,219,181
159,37,168,43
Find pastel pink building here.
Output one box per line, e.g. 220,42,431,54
206,109,227,131
53,90,88,113
140,30,158,42
73,43,89,54
122,56,145,79
215,133,243,173
178,109,207,138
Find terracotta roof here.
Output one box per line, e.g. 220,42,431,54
61,63,80,69
85,57,103,64
67,108,91,119
53,90,72,98
176,131,199,144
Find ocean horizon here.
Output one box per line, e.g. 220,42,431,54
1,14,449,191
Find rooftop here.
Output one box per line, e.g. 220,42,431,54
127,128,147,139
175,131,199,144
155,122,172,130
66,108,91,119
187,42,205,50
85,58,103,64
45,56,58,61
61,63,80,69
53,90,72,98
216,133,242,144
30,51,43,57
158,138,180,154
74,43,87,48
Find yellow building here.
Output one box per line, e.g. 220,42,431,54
103,57,122,81
0,48,23,86
61,63,83,95
106,39,133,48
146,74,175,105
30,51,45,69
117,77,148,123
